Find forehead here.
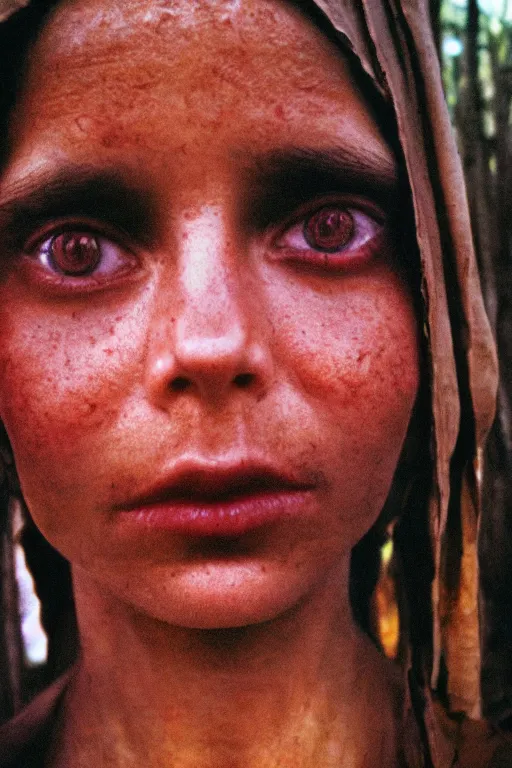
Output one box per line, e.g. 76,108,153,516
26,0,353,91
4,0,396,191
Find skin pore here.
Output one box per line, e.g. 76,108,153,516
0,1,419,766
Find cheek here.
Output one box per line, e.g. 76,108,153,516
268,269,420,531
0,296,146,512
271,271,419,412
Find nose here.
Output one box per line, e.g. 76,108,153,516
145,207,273,407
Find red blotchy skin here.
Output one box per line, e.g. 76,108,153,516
0,0,419,631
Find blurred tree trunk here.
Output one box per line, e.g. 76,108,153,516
447,0,512,725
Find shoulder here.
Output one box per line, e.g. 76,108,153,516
0,669,73,768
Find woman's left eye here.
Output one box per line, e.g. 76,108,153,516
35,231,131,278
275,204,384,266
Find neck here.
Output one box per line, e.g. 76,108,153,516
49,559,401,768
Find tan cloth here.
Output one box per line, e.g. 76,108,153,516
301,1,499,751
307,2,498,721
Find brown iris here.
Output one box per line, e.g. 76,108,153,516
304,207,354,253
49,233,101,275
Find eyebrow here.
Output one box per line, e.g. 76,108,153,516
252,145,398,187
242,145,400,227
0,146,401,250
0,166,158,248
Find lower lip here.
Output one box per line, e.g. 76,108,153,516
115,490,312,538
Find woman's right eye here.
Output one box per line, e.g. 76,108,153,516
29,230,137,281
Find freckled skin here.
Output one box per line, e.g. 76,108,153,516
0,0,419,631
0,2,419,765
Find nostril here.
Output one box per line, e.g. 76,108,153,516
233,372,255,389
170,376,191,392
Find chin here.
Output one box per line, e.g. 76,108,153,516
103,558,317,631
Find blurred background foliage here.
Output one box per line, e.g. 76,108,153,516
435,0,512,724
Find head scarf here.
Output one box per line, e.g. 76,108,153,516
301,0,499,756
0,0,501,763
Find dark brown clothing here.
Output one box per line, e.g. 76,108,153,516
0,669,511,767
0,672,71,768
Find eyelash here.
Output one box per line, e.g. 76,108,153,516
39,233,125,275
21,197,386,293
22,221,139,294
273,197,386,270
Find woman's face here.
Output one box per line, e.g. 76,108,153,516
0,0,419,629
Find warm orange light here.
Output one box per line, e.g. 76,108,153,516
375,538,400,659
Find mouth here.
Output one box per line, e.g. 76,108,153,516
113,463,315,538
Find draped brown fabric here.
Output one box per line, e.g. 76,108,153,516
0,0,503,764
305,0,501,762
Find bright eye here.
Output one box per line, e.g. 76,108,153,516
276,204,384,267
46,232,100,275
36,231,130,278
304,207,354,252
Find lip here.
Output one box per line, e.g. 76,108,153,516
113,463,315,538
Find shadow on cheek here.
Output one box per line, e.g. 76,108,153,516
349,383,431,648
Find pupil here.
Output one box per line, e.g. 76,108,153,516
304,207,354,252
50,233,100,275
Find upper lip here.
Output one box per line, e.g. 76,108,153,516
117,462,312,509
